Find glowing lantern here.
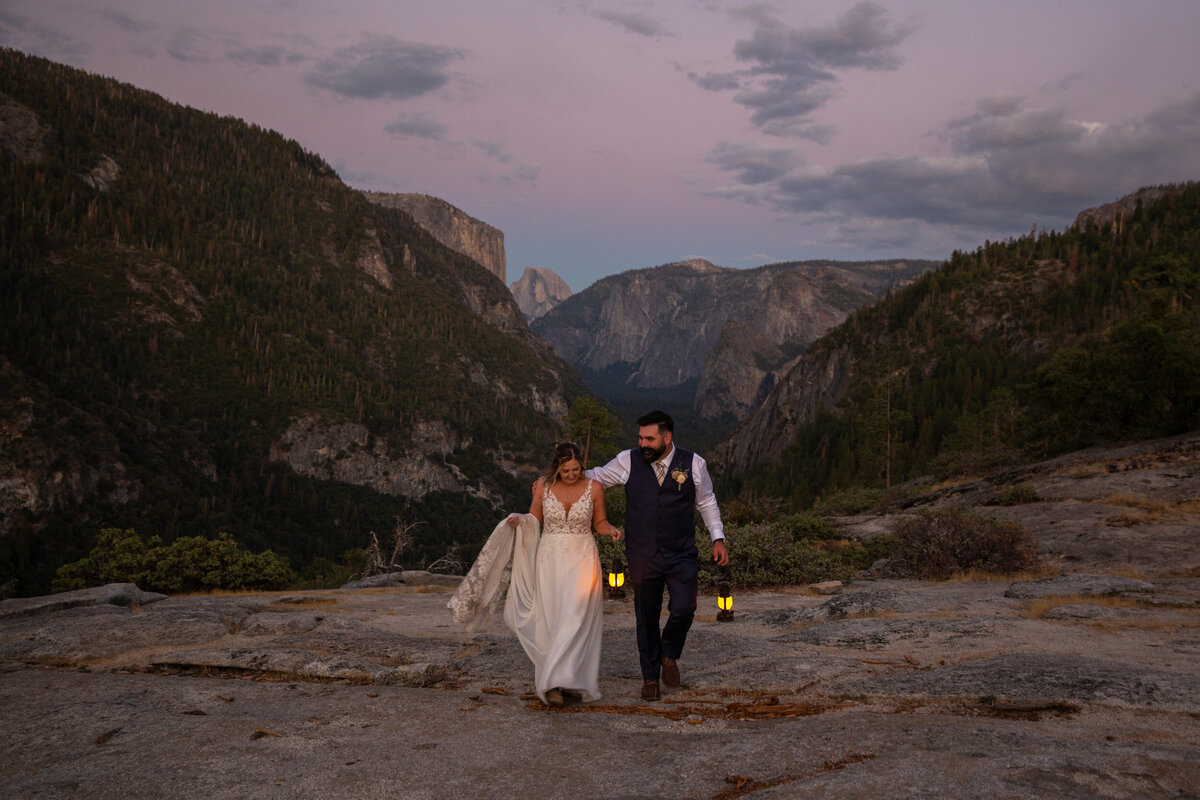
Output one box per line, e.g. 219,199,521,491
716,568,733,622
607,557,626,599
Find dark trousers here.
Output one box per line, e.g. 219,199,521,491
631,552,699,681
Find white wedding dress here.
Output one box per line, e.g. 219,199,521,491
448,481,604,703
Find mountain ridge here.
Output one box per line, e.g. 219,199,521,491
532,256,935,432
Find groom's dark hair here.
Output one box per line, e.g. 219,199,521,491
637,410,674,433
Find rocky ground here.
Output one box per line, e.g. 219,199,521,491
2,431,1198,799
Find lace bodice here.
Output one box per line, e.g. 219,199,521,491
542,480,594,536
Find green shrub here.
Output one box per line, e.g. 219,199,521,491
889,509,1038,579
53,528,294,594
815,486,886,516
987,483,1040,506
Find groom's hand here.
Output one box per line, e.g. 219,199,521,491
712,538,729,566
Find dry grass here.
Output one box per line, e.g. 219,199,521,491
1099,494,1170,513
409,584,455,594
174,588,337,603
943,565,1059,583
1021,593,1147,619
929,475,981,491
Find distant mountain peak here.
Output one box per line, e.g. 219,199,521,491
510,266,572,321
675,257,722,272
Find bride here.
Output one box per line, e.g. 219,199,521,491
448,442,621,707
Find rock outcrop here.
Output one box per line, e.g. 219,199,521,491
361,192,506,284
268,415,465,501
0,369,140,536
0,94,47,163
509,266,571,320
1073,185,1171,230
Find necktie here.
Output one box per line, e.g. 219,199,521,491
655,461,666,486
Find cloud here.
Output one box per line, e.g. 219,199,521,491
167,27,214,63
707,91,1200,253
473,139,512,163
698,1,912,138
0,7,91,62
472,139,539,185
946,96,1087,153
385,112,450,140
97,8,155,34
734,1,910,71
305,34,465,100
594,9,670,38
227,45,300,68
476,162,541,186
689,70,742,91
706,141,803,185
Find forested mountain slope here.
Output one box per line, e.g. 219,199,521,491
0,49,586,596
714,183,1200,506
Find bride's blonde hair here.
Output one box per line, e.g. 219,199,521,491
543,441,584,487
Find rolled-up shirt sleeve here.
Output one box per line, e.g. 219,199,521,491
692,455,725,541
585,450,631,488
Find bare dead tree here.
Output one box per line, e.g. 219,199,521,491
424,542,464,575
357,516,419,579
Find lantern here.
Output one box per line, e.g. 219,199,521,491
607,557,626,599
716,567,733,622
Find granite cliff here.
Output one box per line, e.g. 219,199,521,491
509,266,572,320
361,192,506,285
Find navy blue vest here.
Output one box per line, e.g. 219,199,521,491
624,448,697,563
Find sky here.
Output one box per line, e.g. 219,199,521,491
4,1,1200,292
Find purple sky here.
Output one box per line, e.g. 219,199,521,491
4,1,1200,292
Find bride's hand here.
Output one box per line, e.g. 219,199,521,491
506,514,520,527
608,524,622,542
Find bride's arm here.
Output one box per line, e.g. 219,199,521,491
590,480,621,541
508,479,544,526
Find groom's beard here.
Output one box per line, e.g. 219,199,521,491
640,445,665,462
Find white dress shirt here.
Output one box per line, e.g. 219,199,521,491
586,445,725,541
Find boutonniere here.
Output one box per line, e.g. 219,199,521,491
670,467,689,490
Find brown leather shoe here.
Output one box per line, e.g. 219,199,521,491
545,688,564,707
641,680,660,701
661,656,681,688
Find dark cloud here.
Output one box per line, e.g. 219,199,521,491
698,1,912,138
689,70,742,91
476,162,541,186
472,139,539,185
709,92,1200,253
97,8,155,34
167,27,214,63
594,10,669,38
473,139,512,163
734,76,836,137
385,112,449,140
706,141,803,185
305,35,465,100
0,7,90,62
227,45,290,67
946,96,1086,153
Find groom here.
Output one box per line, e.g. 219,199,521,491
588,410,728,701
